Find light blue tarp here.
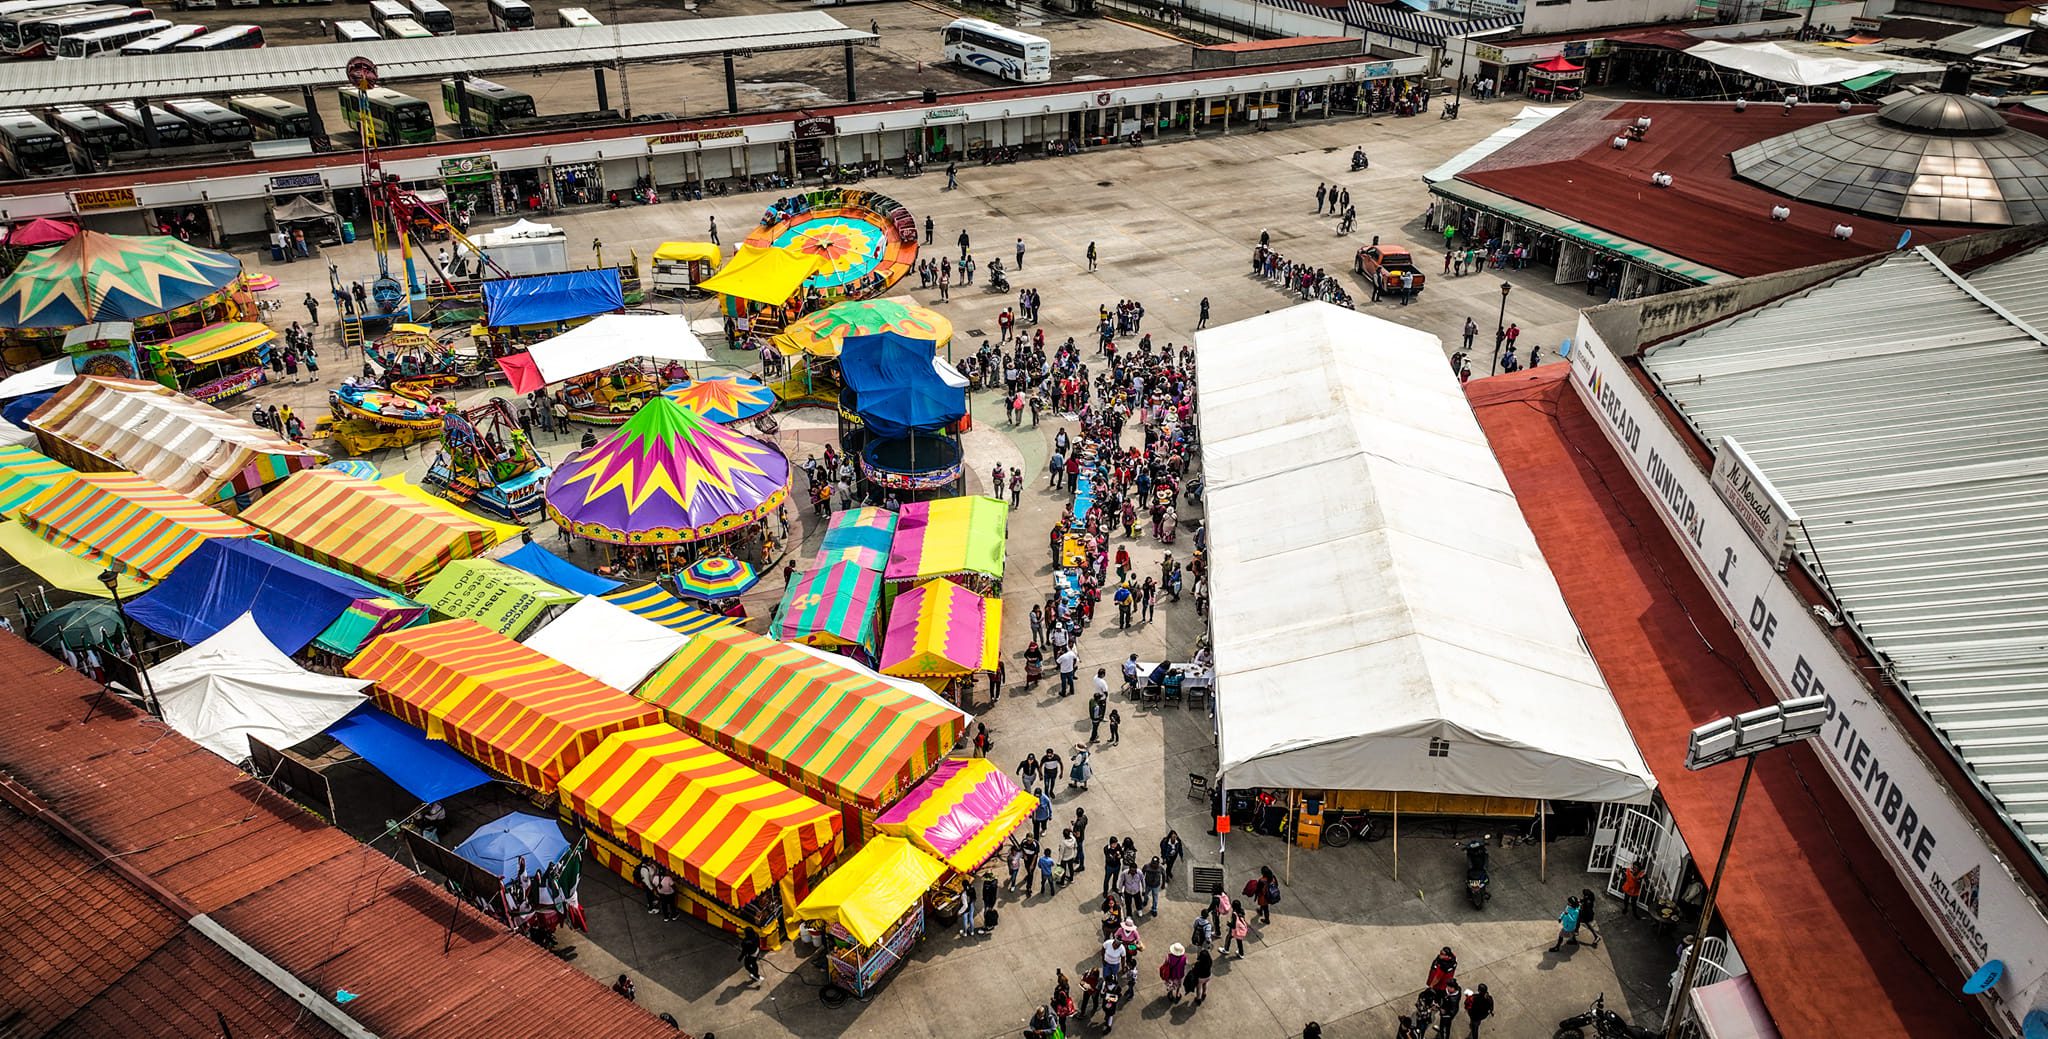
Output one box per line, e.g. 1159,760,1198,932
327,707,492,803
127,539,389,654
839,331,966,438
482,269,624,328
498,542,623,596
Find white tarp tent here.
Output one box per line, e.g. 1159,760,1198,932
1424,106,1565,184
524,595,688,691
1198,303,1654,803
1684,40,1941,88
148,612,370,762
516,313,711,385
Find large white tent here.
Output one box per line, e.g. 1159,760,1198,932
523,595,688,691
498,313,711,392
1198,303,1654,804
1683,40,1940,88
148,612,370,762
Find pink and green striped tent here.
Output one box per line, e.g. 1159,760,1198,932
812,506,897,573
771,559,881,649
884,496,1006,585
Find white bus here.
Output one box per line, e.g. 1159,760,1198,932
556,6,597,25
942,18,1050,83
53,14,166,56
487,0,530,30
379,15,428,39
366,0,407,31
401,0,452,34
118,21,201,52
173,23,264,50
331,18,376,42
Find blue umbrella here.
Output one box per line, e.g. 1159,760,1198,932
453,811,570,881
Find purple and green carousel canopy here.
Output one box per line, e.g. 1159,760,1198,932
0,231,242,328
544,396,789,545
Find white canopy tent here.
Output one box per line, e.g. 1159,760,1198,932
1198,303,1654,804
148,612,370,762
1684,40,1941,88
512,313,711,386
1424,106,1565,184
523,595,689,691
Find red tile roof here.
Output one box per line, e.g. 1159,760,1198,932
1456,100,1971,277
0,633,681,1039
1467,367,1988,1039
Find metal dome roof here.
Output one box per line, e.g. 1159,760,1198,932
1731,101,2048,226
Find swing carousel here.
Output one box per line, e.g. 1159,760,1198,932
424,397,551,521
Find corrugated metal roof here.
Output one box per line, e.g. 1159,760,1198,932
1931,24,2033,56
1639,248,2048,863
1968,240,2048,332
0,13,869,107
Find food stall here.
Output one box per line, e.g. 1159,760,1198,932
793,835,946,998
874,758,1032,921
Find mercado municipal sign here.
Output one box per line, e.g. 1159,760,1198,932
1566,317,2048,1036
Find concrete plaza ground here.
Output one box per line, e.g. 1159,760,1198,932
213,99,1683,1039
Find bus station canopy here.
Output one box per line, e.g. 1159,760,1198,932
771,559,882,649
874,758,1033,873
558,723,841,908
25,375,321,503
347,618,660,792
884,495,1006,584
16,471,259,583
699,245,823,306
239,470,498,593
635,625,964,810
415,558,578,637
1198,304,1656,803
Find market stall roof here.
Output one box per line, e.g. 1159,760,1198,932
654,241,722,266
771,559,882,649
636,625,965,809
524,596,688,692
600,582,740,637
1683,40,1941,87
346,618,660,792
1198,303,1656,802
5,217,79,247
0,443,72,516
840,331,968,438
884,495,1006,584
879,577,1001,679
238,470,498,593
416,558,578,636
774,297,952,358
155,322,277,367
16,471,259,582
0,517,147,597
326,706,493,803
544,396,789,546
0,231,242,329
374,473,526,544
272,196,337,222
0,357,75,402
1931,24,2031,57
496,313,711,394
498,541,624,596
558,723,842,908
24,375,321,503
792,834,945,946
698,244,823,306
814,505,898,571
783,641,971,726
874,758,1032,873
127,537,398,655
482,269,624,329
148,613,369,762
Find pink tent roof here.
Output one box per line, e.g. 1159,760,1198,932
6,218,79,248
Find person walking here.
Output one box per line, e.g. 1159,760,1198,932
303,292,320,324
1107,707,1121,745
1018,752,1039,795
1576,888,1603,947
1187,948,1213,1006
1086,241,1098,272
1226,905,1249,958
1315,183,1328,213
1016,237,1026,268
957,228,970,262
1057,645,1079,697
1118,860,1145,918
945,161,958,191
1101,837,1124,900
1142,856,1164,917
738,928,763,985
1548,896,1582,952
1041,748,1063,799
1088,691,1107,743
1160,830,1183,876
1162,942,1189,1003
1037,844,1057,897
1031,792,1053,841
1071,807,1089,871
1198,296,1210,329
1249,866,1279,923
1462,317,1478,351
1465,983,1494,1038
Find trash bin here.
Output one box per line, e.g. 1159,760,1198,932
340,221,356,244
270,243,285,261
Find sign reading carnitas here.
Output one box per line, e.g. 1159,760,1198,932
1567,321,2048,1036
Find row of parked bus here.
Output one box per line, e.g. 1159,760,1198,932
331,0,589,40
0,94,311,176
340,76,537,143
0,0,262,57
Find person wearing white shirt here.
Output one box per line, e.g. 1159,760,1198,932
1057,648,1079,697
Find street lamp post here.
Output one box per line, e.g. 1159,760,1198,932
96,567,159,716
1490,281,1512,374
1664,696,1828,1038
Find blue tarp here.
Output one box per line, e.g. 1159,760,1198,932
127,539,391,654
498,542,623,596
839,331,967,438
327,707,492,803
3,391,54,427
482,269,624,328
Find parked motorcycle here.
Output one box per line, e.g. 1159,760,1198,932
1440,100,1462,120
1460,837,1492,909
1555,994,1659,1039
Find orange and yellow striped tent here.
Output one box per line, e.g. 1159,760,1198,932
16,471,259,581
240,469,498,593
559,724,843,908
348,619,660,792
635,625,964,811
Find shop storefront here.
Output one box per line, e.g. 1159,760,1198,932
439,155,504,221
551,161,602,207
70,186,150,236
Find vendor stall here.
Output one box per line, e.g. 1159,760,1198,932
879,578,1001,699
148,322,274,404
16,470,259,583
771,558,882,651
793,835,946,999
127,537,406,655
558,723,843,943
308,596,427,660
814,505,897,572
875,757,1033,873
1526,56,1586,101
650,240,722,298
238,469,500,593
0,231,249,365
524,596,687,692
601,582,741,637
884,495,1007,594
415,558,578,638
346,618,661,793
24,374,320,504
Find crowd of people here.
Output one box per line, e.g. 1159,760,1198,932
1252,232,1355,307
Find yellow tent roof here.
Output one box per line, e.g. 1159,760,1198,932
699,244,823,307
158,322,276,366
0,519,147,597
792,834,945,946
655,241,723,267
374,474,525,545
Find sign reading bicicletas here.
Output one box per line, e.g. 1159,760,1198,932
72,187,138,212
1567,320,2047,1036
1708,435,1795,569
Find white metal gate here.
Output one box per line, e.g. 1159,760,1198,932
1603,808,1664,898
1586,802,1628,873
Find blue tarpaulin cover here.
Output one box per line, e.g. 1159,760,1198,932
498,542,624,596
839,331,967,438
128,538,391,654
2,391,54,427
327,707,492,803
482,269,624,328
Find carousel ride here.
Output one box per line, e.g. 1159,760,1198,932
424,396,551,521
0,230,252,374
329,325,460,454
836,330,970,500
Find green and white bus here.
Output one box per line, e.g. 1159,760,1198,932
441,76,535,134
228,94,312,140
338,86,435,144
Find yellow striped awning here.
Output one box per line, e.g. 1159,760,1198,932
159,322,276,366
0,445,75,518
16,471,259,580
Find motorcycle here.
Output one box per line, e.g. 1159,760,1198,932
1554,994,1659,1039
1349,149,1369,171
1460,837,1491,909
986,260,1011,294
1440,100,1461,120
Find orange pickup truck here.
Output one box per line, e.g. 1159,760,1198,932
1355,244,1425,297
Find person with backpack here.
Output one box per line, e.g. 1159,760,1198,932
1575,888,1603,947
1549,896,1582,952
1247,866,1281,923
1227,905,1249,958
1465,983,1495,1038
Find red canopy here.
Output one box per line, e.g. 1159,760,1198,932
1531,55,1584,73
496,352,544,394
6,218,79,247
